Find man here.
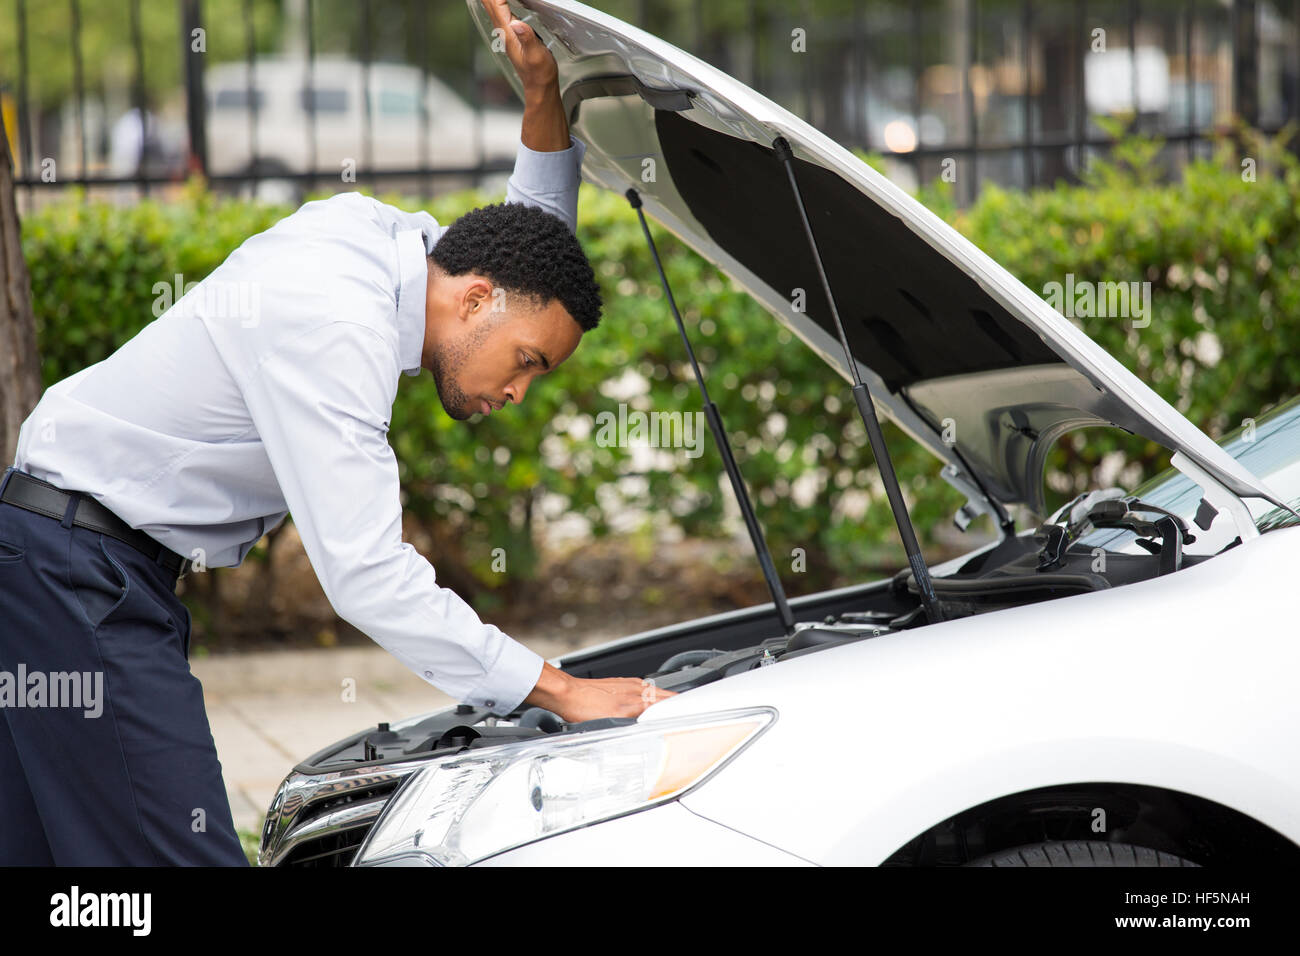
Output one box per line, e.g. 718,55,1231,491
0,0,673,866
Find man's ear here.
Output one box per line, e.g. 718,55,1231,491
461,276,496,320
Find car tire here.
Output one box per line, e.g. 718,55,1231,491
964,840,1200,867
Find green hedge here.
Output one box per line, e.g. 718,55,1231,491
20,125,1300,604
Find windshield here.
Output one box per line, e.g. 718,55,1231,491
1076,394,1300,552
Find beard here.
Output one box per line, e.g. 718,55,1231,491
428,317,498,420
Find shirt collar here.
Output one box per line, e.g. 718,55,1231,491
395,227,432,378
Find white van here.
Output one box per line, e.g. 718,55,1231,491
205,55,523,199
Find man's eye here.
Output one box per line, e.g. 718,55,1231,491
522,354,534,368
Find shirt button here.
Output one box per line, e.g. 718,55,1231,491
485,700,496,709
423,670,433,679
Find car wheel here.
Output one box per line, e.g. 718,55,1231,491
964,840,1200,867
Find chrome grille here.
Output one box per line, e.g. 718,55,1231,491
260,759,429,867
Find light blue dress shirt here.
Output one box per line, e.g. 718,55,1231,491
14,135,588,715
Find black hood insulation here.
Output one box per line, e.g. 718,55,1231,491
654,108,1064,394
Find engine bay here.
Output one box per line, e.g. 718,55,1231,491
304,493,1221,774
302,613,909,770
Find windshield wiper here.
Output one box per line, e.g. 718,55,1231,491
626,188,797,636
772,137,945,624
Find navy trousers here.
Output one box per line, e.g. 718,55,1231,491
0,470,248,865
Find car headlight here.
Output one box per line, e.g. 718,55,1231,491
353,706,776,866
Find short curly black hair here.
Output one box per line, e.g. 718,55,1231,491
430,202,601,332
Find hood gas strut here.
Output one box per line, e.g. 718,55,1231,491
626,187,797,637
772,136,945,624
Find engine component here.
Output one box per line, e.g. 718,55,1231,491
658,648,726,672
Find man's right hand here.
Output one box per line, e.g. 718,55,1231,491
479,0,571,152
523,661,677,722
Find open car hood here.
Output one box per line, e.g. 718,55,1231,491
471,0,1282,518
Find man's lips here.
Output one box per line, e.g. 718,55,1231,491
480,399,502,415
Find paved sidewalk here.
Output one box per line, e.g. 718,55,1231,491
191,635,588,836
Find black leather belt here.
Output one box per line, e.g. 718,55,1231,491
0,469,191,580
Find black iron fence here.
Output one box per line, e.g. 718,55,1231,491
1,0,1296,209
2,0,528,207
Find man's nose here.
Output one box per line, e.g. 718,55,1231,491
506,378,530,405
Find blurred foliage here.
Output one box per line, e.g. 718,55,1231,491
20,122,1300,610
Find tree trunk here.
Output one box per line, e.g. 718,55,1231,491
0,108,41,467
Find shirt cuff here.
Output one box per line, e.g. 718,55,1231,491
511,134,586,195
457,627,546,716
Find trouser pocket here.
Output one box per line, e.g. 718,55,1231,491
179,599,194,660
68,532,132,631
0,538,24,565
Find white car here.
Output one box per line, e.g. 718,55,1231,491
205,56,523,198
258,0,1300,868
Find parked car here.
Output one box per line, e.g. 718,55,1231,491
205,56,523,200
259,0,1300,867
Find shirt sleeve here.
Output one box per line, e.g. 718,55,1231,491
238,321,545,715
505,134,586,234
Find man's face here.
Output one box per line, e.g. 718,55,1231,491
423,276,583,421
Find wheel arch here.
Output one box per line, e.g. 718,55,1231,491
881,782,1300,866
